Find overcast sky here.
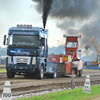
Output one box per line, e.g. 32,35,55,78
1,0,100,58
0,0,63,48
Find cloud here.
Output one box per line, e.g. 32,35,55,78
32,0,99,19
32,0,100,59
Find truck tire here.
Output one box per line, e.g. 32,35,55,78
35,66,44,79
46,68,57,79
52,68,57,79
76,70,79,77
7,71,15,78
79,70,82,77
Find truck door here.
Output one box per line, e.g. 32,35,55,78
40,37,48,57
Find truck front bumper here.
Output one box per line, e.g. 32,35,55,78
6,64,36,73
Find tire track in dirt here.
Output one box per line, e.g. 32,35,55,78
0,70,100,97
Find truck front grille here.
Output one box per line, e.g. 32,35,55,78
13,56,31,64
16,58,28,63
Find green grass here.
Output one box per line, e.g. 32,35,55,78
17,85,100,100
0,69,6,73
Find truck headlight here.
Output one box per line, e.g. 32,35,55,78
8,56,11,64
32,57,36,64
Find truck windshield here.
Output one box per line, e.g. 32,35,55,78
66,42,77,48
8,34,39,48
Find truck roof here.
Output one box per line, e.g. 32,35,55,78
9,27,43,31
8,26,48,35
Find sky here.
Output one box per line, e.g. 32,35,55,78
1,0,100,59
0,0,63,48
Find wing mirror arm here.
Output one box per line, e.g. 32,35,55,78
3,35,7,45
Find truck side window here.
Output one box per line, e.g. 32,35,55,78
40,38,45,46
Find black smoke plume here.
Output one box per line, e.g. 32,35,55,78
32,0,52,29
42,0,52,29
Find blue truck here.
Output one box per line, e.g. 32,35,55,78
3,24,57,79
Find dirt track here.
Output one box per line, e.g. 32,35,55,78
0,70,100,98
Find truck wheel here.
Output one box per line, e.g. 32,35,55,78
7,71,15,78
40,66,44,79
79,70,82,77
35,66,44,79
46,68,57,79
52,68,57,79
76,70,79,77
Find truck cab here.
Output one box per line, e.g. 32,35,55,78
4,24,49,79
6,25,48,57
65,36,78,60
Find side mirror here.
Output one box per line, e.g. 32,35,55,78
40,38,45,46
3,35,6,45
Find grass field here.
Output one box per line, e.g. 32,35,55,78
0,69,6,73
18,85,100,100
